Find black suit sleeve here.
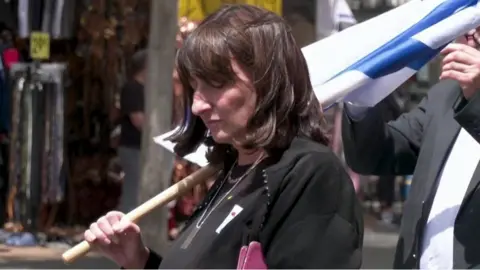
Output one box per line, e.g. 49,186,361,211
341,88,434,176
264,153,363,269
454,90,480,144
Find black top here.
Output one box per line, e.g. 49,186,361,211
141,136,364,269
160,159,272,269
342,79,480,269
120,80,144,148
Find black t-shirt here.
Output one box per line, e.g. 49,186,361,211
159,160,272,269
119,80,144,148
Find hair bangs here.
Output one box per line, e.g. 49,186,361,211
176,23,237,90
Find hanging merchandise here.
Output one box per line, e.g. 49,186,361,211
43,0,76,39
41,82,65,205
41,0,55,34
52,0,76,39
16,0,44,38
0,43,20,136
17,0,31,38
0,2,16,32
6,63,67,246
7,74,38,235
46,80,65,203
18,0,75,39
2,48,20,71
0,51,7,135
0,47,11,229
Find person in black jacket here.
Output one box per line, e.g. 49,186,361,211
84,4,363,269
374,91,406,224
342,28,480,269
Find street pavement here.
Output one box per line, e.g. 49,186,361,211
0,215,398,269
362,213,398,268
362,229,397,268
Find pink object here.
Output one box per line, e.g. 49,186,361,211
2,48,20,69
237,241,268,269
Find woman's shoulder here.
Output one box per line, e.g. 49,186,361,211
269,136,351,194
266,137,361,230
290,147,349,189
280,136,344,174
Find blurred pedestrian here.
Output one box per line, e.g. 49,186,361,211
117,50,146,212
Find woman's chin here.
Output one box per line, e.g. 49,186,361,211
209,131,232,144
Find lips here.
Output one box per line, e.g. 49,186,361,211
206,120,221,129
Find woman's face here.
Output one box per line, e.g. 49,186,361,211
190,60,256,145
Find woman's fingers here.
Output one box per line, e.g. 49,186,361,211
106,211,123,224
113,217,140,234
106,212,124,244
97,216,120,244
84,229,97,243
84,211,141,248
442,61,470,73
88,222,111,245
122,221,141,236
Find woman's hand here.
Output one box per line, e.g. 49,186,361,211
84,211,149,269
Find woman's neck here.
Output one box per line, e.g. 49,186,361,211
235,148,265,166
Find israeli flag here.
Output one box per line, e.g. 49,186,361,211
309,0,480,109
154,0,480,167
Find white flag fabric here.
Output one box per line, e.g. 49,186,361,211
154,0,480,167
153,128,210,167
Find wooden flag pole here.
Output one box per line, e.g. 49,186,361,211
61,165,220,264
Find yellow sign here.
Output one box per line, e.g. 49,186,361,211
178,0,282,21
178,0,205,22
30,32,51,60
245,0,282,15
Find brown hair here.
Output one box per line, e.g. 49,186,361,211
169,4,329,164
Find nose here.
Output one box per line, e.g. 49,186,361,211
191,95,212,116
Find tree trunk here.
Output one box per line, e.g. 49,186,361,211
138,0,178,256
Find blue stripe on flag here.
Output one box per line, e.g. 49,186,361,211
341,0,477,79
322,102,336,112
